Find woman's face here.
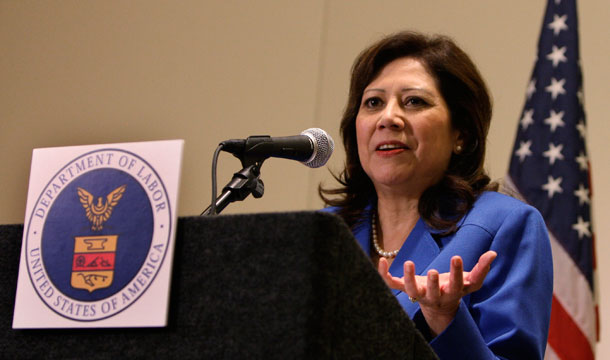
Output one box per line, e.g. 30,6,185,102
355,57,460,197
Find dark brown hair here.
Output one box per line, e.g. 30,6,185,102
319,31,497,233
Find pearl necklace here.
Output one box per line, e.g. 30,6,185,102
371,211,400,258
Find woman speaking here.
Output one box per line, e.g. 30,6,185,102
321,31,553,359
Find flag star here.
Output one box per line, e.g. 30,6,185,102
543,143,565,165
515,140,533,162
548,14,568,36
526,79,537,99
546,45,568,67
520,109,535,130
545,78,566,100
576,119,586,139
542,175,563,198
575,151,589,171
572,216,591,239
574,183,590,206
544,110,565,132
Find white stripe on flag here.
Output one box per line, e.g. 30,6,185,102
549,230,597,349
544,344,560,360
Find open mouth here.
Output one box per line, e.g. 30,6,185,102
376,143,409,151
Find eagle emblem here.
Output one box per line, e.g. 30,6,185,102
77,185,126,231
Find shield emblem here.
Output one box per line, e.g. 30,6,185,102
71,236,117,292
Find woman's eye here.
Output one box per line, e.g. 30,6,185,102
405,97,427,107
363,97,383,108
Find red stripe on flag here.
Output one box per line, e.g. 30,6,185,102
596,305,600,342
548,295,594,360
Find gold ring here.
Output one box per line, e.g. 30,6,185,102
409,296,418,303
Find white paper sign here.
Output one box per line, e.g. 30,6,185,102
13,140,184,328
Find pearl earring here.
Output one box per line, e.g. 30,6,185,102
455,144,463,153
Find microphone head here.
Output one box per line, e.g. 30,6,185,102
300,128,334,168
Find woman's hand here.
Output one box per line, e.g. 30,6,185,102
378,251,497,336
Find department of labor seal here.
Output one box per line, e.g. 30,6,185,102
23,148,172,321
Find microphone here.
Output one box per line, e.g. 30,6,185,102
220,128,334,168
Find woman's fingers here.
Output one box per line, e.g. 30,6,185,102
426,270,441,301
447,256,464,295
403,261,424,300
381,252,497,299
377,257,405,289
378,257,389,276
466,251,497,288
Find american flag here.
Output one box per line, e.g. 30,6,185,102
503,0,598,359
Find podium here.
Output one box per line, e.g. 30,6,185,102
0,211,437,359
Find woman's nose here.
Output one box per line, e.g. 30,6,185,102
377,100,405,130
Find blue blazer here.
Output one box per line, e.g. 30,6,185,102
323,191,553,359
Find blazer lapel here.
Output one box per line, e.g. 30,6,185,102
352,203,374,257
388,219,441,316
389,218,441,278
352,209,443,316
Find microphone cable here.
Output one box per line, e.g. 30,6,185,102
201,143,224,216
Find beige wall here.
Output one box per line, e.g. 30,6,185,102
2,0,609,355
